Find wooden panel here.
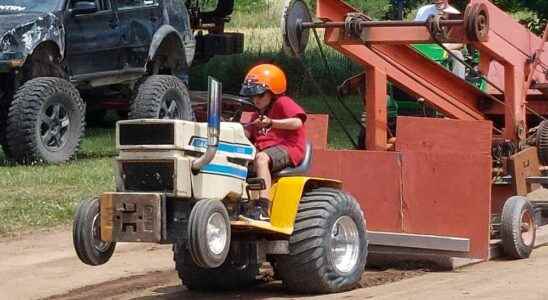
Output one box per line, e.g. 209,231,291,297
511,147,541,196
100,193,114,242
397,117,492,259
309,150,403,232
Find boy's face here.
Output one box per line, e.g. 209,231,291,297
433,0,446,10
252,92,273,111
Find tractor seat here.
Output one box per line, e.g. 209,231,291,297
273,141,313,178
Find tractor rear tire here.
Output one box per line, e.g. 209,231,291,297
275,187,368,294
187,199,231,268
73,197,116,266
0,90,13,159
174,242,260,291
129,75,193,120
537,120,548,166
5,77,85,164
501,196,536,259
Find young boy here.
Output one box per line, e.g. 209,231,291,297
240,64,307,220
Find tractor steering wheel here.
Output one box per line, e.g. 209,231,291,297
222,96,258,122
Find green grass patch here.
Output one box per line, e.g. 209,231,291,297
0,128,116,235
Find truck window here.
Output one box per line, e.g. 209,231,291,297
200,0,218,12
68,0,110,11
116,0,158,10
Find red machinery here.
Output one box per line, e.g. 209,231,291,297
283,0,548,264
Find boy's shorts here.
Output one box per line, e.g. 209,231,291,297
263,146,292,172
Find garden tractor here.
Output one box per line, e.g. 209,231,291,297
73,77,368,294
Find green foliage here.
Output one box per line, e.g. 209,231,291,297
189,28,361,97
392,0,546,34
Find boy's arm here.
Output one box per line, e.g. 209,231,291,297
254,116,303,130
271,117,303,130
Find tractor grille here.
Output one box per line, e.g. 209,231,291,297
119,123,175,146
121,161,175,193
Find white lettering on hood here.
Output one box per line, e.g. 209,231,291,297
0,5,26,12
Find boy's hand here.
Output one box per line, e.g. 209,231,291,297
253,116,272,129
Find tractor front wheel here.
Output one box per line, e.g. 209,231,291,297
73,198,116,266
275,187,368,294
187,199,231,268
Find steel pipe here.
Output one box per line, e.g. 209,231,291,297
192,76,221,172
299,19,464,29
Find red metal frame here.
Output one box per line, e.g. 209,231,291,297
307,0,548,261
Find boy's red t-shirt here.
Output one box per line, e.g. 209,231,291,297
248,96,307,166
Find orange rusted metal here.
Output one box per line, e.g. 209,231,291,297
309,117,493,259
307,0,547,261
316,0,547,144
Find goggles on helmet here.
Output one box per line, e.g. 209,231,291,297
240,79,269,97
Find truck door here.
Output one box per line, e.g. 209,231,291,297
64,0,123,76
114,0,162,69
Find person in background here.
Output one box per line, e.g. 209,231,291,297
415,0,466,79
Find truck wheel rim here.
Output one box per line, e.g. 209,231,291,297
159,96,180,119
206,212,228,256
41,103,69,151
91,214,112,252
520,210,535,246
329,216,360,274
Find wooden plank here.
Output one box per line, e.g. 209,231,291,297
368,231,470,253
511,147,541,196
100,193,114,242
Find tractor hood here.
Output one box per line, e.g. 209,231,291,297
0,11,64,61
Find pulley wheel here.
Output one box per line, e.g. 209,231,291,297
464,3,489,42
282,0,312,57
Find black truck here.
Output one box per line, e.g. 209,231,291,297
0,0,242,163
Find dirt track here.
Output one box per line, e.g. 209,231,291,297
2,229,548,300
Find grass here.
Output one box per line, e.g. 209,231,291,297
0,128,116,235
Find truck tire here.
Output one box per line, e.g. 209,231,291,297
5,77,85,164
174,242,260,291
501,196,536,259
275,187,368,294
0,91,13,159
73,197,116,266
129,75,193,120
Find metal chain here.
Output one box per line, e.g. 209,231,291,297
311,28,365,127
290,36,360,148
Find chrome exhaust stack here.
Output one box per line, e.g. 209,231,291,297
192,76,222,171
